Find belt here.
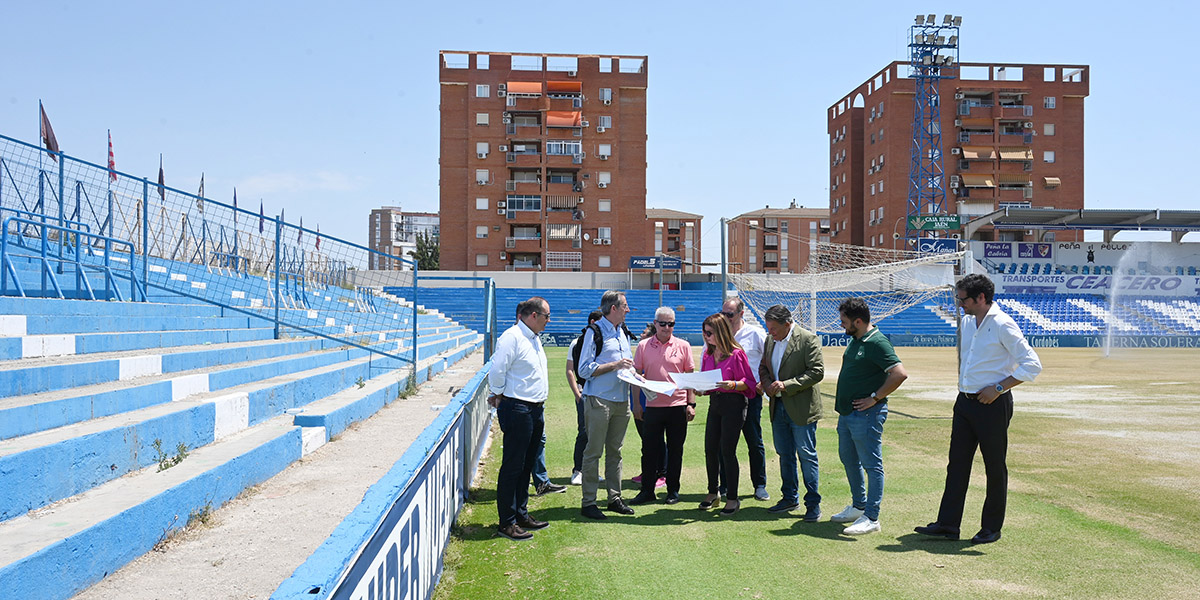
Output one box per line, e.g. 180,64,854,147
960,391,1009,401
501,395,542,406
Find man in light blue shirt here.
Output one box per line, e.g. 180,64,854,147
578,290,636,520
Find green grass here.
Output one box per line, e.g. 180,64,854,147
434,347,1200,599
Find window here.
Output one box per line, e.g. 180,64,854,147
477,54,489,70
1043,96,1056,109
878,101,884,116
749,254,757,265
878,180,883,193
598,227,612,240
599,115,612,128
599,255,611,268
598,171,611,184
599,88,613,101
879,234,885,245
546,140,582,155
1044,151,1056,163
879,206,884,220
475,197,488,210
599,199,611,212
475,254,488,266
476,84,489,98
475,225,488,238
764,217,778,229
869,208,876,222
870,183,876,195
476,142,488,155
599,59,612,73
870,133,875,144
1044,123,1055,136
475,169,489,184
476,112,489,126
598,143,612,157
749,235,757,248
878,128,884,140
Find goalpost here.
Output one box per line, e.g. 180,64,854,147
728,240,965,334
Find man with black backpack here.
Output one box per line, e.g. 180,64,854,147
565,310,605,485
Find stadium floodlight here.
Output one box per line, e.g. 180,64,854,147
949,35,958,47
926,13,937,25
943,14,952,25
915,14,925,24
954,16,962,26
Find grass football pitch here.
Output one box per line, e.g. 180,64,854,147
434,346,1200,599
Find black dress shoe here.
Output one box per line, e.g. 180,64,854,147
580,505,607,520
971,528,1002,544
535,482,567,496
517,515,548,530
914,522,961,540
627,492,657,506
664,492,680,505
497,524,532,541
607,499,635,515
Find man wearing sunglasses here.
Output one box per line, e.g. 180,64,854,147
628,307,695,506
720,298,771,502
915,274,1041,545
487,297,553,541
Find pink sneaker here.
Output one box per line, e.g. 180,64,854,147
655,477,667,489
632,475,643,483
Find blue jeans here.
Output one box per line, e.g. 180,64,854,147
836,403,888,520
495,398,544,527
772,406,820,508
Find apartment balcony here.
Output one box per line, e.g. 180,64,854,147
545,251,583,270
505,235,542,249
506,152,542,166
999,104,1034,119
505,96,543,111
505,179,542,192
545,152,584,167
956,102,994,116
546,180,583,194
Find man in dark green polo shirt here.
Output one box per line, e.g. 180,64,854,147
831,297,908,535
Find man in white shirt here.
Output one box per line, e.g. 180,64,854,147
915,274,1042,545
721,298,770,501
487,297,552,541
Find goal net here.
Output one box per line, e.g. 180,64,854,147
730,241,964,334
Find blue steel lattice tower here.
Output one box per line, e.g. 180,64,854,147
905,14,961,246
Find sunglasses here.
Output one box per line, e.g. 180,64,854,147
534,311,551,318
656,321,675,327
720,311,737,318
702,330,713,337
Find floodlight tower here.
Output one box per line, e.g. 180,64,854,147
905,14,961,247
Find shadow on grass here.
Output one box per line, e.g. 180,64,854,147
875,533,985,556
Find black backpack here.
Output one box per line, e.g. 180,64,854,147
571,322,635,384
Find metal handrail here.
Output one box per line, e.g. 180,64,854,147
2,216,143,301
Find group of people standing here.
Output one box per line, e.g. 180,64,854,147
486,274,1041,545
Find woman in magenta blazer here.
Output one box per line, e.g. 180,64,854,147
698,313,758,515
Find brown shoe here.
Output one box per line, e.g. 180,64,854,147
518,515,549,530
498,523,532,541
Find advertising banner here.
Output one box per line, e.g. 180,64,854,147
628,256,682,270
908,215,960,230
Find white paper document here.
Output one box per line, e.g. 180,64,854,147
667,369,725,392
616,368,678,396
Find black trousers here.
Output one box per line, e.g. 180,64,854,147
705,393,747,499
573,396,587,473
937,392,1013,531
639,405,688,494
495,398,544,527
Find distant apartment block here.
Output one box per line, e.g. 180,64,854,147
368,207,440,270
829,62,1088,247
727,202,830,274
646,208,702,273
438,51,649,271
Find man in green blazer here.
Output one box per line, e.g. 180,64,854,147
757,305,825,520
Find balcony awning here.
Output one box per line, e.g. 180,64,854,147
959,117,993,129
998,173,1031,185
546,111,582,127
961,145,994,160
1043,176,1062,187
506,81,543,95
547,195,581,209
547,81,583,93
961,174,995,187
999,147,1033,160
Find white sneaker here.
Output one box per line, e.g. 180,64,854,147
830,505,865,523
570,470,583,485
844,515,880,535
754,485,770,501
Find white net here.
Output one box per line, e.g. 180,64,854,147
730,241,964,333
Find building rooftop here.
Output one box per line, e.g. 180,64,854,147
646,208,702,220
732,203,830,220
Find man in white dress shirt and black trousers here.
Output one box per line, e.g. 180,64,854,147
488,297,553,541
916,274,1042,544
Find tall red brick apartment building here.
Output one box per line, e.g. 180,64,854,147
828,62,1089,248
439,51,649,271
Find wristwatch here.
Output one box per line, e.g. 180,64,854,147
686,401,697,407
994,383,1005,394
869,392,878,401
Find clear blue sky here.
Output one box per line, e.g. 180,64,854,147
4,1,1196,267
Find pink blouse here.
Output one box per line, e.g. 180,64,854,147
701,348,758,399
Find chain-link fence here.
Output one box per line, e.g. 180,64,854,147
0,132,423,366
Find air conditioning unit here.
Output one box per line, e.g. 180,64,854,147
602,238,611,245
499,252,506,259
593,238,603,245
954,119,962,127
567,70,577,77
603,99,611,105
949,175,960,188
954,92,965,100
497,91,506,98
581,120,589,128
599,154,609,160
597,126,606,133
951,147,961,155
477,178,489,185
502,116,511,124
497,209,505,215
597,182,608,188
477,152,487,159
498,84,507,92
497,201,507,208
1023,121,1034,128
951,233,961,240
498,145,509,152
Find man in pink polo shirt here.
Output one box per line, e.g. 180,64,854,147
628,307,695,506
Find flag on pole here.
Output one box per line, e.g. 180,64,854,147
233,188,238,224
107,130,117,182
316,224,321,251
39,101,60,161
259,200,264,234
157,155,165,201
197,174,205,213
298,217,303,243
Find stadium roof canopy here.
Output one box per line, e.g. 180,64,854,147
965,208,1200,242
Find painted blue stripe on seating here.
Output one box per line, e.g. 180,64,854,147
0,382,174,441
0,361,120,399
